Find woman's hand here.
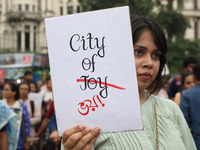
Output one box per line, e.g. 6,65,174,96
62,124,101,150
24,137,30,150
50,130,61,146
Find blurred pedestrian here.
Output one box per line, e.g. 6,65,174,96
156,77,169,99
0,78,5,99
2,82,31,150
174,72,195,106
30,82,39,93
33,101,60,150
43,78,53,110
168,56,198,100
19,82,40,149
24,71,33,84
180,64,200,149
0,100,18,150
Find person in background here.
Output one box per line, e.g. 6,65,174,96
174,72,195,106
0,100,18,150
2,82,31,150
180,64,200,150
156,77,169,99
36,80,43,93
0,78,5,99
43,78,53,110
33,101,61,150
30,82,39,93
62,15,196,150
24,71,33,84
19,82,40,149
168,56,198,100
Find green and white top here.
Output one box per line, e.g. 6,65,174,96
93,95,197,150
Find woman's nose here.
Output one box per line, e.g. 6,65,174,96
143,55,153,69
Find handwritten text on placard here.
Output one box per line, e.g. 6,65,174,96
69,33,125,115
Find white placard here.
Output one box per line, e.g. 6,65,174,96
45,6,143,136
28,93,43,116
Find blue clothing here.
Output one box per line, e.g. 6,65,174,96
17,101,31,150
0,101,18,150
180,84,200,150
48,113,57,134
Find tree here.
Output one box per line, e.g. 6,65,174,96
157,9,190,39
79,0,154,16
167,38,200,73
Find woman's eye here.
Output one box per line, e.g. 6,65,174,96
152,53,161,59
134,50,143,55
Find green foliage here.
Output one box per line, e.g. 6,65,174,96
79,0,154,16
157,10,190,39
167,38,200,73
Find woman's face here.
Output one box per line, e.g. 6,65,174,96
134,29,161,92
2,84,15,99
183,75,195,90
30,83,37,92
19,84,29,98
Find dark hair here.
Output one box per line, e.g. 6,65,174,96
46,77,51,82
131,15,167,94
181,72,193,88
19,82,31,92
193,64,200,81
24,71,32,76
183,56,198,68
6,82,19,100
30,82,39,92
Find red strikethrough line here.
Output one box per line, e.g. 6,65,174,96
76,79,126,90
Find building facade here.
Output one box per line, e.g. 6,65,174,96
174,0,200,39
0,0,80,53
155,0,200,39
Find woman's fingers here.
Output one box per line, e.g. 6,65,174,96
65,127,92,148
63,125,101,150
62,124,85,144
73,127,101,150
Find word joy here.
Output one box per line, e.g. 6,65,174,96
77,75,108,99
78,94,105,116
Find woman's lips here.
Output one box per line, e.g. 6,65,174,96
138,73,152,80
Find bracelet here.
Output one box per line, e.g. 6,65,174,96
33,137,39,141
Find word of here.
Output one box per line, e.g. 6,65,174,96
78,94,105,116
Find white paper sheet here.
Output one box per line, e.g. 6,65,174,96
45,6,143,136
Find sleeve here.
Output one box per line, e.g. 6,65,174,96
179,91,191,126
46,101,54,119
173,102,197,150
48,113,57,133
22,102,31,137
30,101,41,125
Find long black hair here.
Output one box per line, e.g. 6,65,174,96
131,15,167,94
7,82,20,100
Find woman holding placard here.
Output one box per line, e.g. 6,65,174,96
62,15,197,150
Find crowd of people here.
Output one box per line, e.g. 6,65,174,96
0,15,200,150
0,71,60,150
